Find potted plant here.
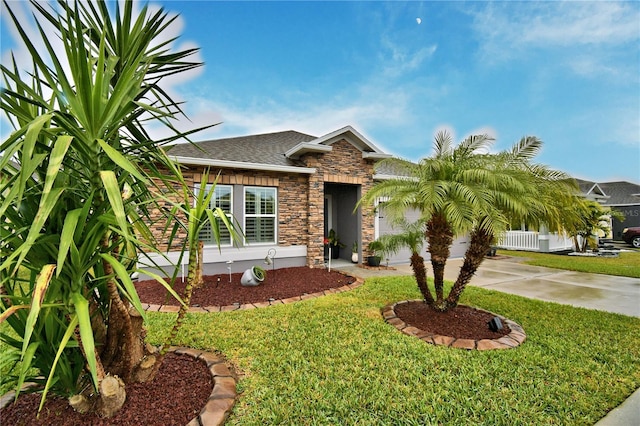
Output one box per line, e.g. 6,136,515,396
351,241,359,263
327,229,345,259
241,265,266,286
367,239,384,267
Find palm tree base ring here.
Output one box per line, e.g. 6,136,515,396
382,300,526,350
0,347,237,425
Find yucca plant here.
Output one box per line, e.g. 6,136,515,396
157,164,242,359
0,0,213,417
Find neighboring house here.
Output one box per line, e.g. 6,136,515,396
497,179,640,252
576,179,640,240
142,125,410,276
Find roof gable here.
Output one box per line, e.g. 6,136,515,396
574,178,640,205
597,181,640,205
285,126,391,160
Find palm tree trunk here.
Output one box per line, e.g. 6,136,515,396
410,252,434,305
426,213,453,310
573,236,580,252
444,227,493,310
100,235,138,382
160,238,202,356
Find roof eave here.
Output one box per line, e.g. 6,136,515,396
363,152,393,160
170,156,317,174
312,125,390,159
285,143,333,159
373,173,417,181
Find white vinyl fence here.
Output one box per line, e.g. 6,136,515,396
497,231,574,252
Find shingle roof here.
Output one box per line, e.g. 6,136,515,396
167,130,317,168
598,181,640,205
574,178,640,205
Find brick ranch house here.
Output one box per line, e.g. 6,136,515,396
140,125,447,277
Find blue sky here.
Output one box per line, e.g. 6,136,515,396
2,1,639,183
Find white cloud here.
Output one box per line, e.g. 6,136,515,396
473,1,639,49
1,1,66,80
153,81,415,145
520,2,639,47
470,1,640,76
379,34,437,77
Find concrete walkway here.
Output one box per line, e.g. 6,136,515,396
334,257,640,425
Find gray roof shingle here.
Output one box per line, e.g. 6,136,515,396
575,178,640,205
167,130,317,168
598,181,640,205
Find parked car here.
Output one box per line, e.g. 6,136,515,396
621,226,640,248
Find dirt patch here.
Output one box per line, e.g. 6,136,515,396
394,301,511,340
135,266,356,307
0,353,212,426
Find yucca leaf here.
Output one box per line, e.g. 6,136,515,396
100,170,131,245
70,292,99,391
14,341,39,402
7,186,65,275
21,264,55,358
100,253,146,321
97,139,147,183
136,269,186,307
0,305,30,324
17,115,51,203
57,209,82,278
39,314,79,414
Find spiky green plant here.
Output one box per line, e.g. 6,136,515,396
0,0,216,417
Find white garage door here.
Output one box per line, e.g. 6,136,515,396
376,204,469,265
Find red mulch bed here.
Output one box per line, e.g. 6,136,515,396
394,301,511,340
0,353,212,426
135,266,356,307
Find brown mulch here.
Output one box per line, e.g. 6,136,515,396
135,266,356,307
394,301,511,340
2,267,510,425
0,353,212,426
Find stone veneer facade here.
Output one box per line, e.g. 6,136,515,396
147,138,379,268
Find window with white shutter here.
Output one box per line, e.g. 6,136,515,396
194,184,233,246
244,187,276,244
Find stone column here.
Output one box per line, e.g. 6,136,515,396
305,155,325,268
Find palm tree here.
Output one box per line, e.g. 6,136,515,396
360,131,577,312
0,0,214,417
561,198,624,252
375,218,433,304
444,139,577,308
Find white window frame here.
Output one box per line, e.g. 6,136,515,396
243,186,277,245
194,183,234,247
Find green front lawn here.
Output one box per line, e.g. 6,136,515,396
143,276,640,425
498,249,640,278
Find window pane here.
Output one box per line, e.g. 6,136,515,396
244,187,276,244
214,186,232,211
245,190,256,215
261,191,275,214
246,187,275,214
245,217,275,243
195,184,232,245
